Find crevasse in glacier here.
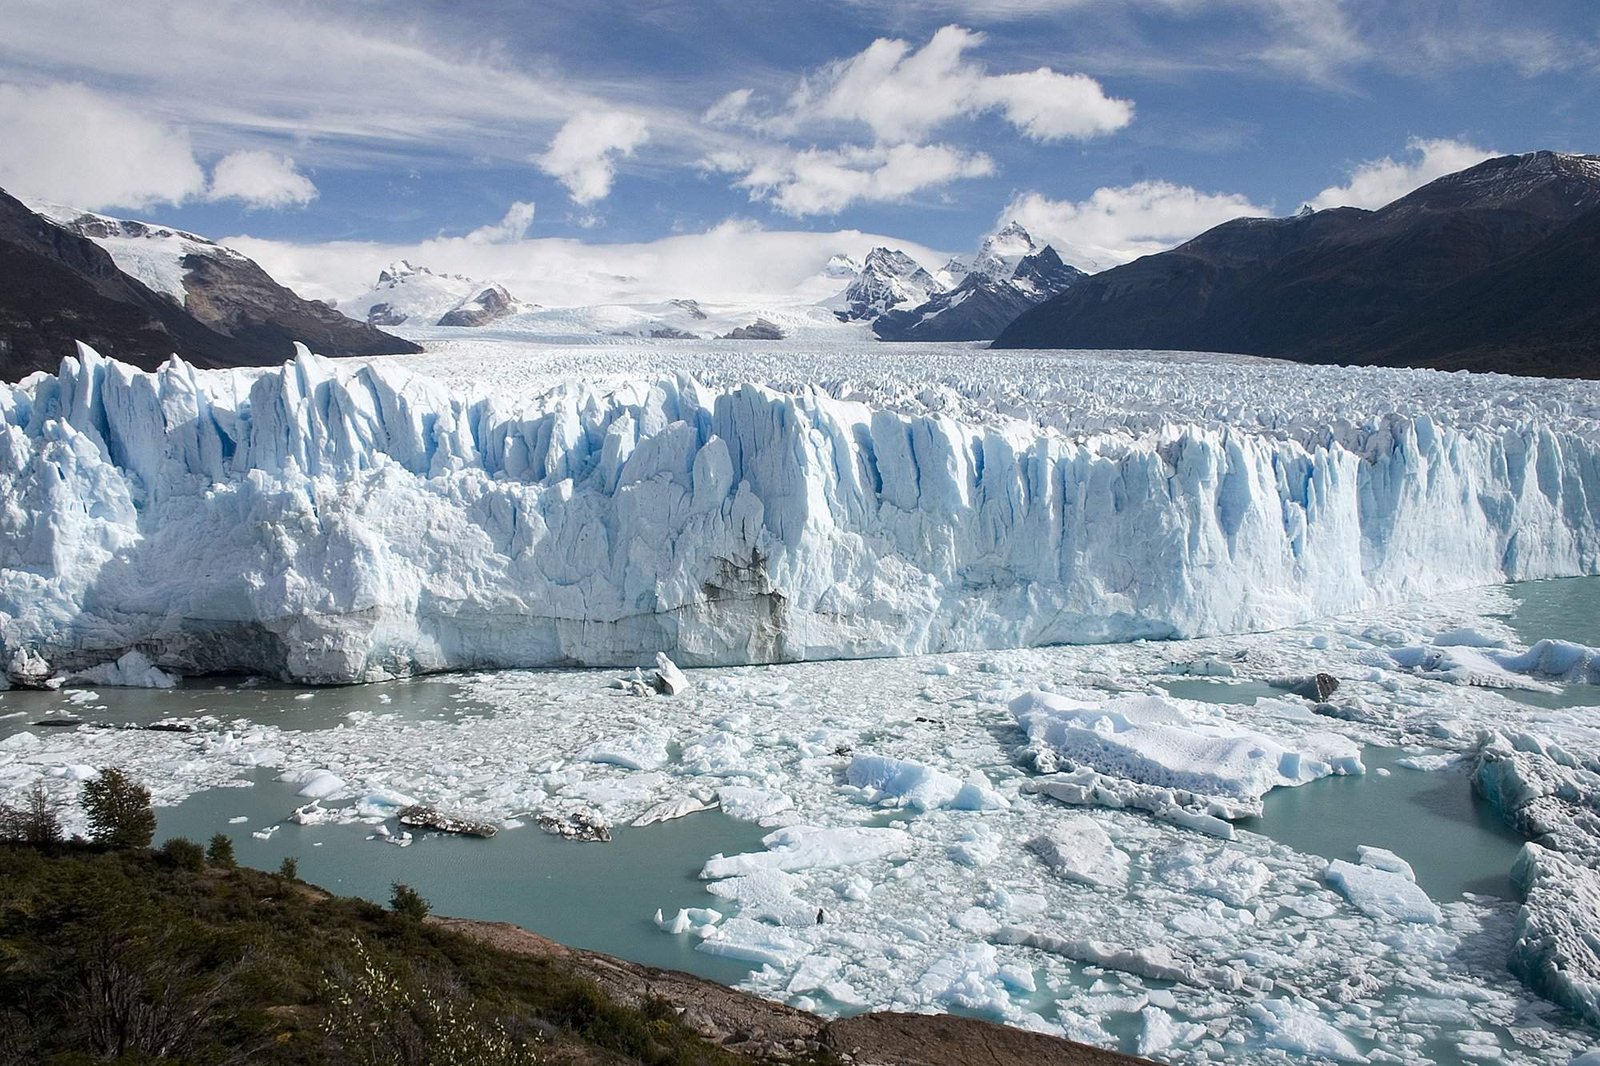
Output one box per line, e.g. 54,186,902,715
2,343,1598,683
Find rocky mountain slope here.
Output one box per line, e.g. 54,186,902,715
993,151,1600,378
0,191,418,380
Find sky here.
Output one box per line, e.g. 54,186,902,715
0,0,1595,304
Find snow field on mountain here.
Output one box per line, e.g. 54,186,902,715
2,583,1598,1064
3,340,1599,684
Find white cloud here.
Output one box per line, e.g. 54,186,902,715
224,215,954,307
725,142,995,216
536,112,651,204
206,149,317,208
0,82,206,209
786,25,1131,144
464,201,536,244
1308,137,1497,210
704,88,754,127
1003,181,1271,270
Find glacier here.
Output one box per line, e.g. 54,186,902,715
3,342,1600,684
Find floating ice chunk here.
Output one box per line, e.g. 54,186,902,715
911,943,1017,1020
578,730,671,771
284,768,346,800
1161,847,1272,906
701,824,913,879
703,867,816,926
1356,845,1416,883
715,785,794,822
1012,691,1363,803
68,650,177,689
232,748,287,767
696,917,808,968
846,755,1007,812
949,823,1002,867
1025,817,1129,888
1325,859,1442,924
995,928,1243,989
227,816,248,824
352,789,418,819
1248,997,1367,1062
1510,843,1600,1028
653,652,689,695
632,795,716,826
251,825,278,840
654,906,723,936
1138,1006,1207,1058
1381,638,1600,690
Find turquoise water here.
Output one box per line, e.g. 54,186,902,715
1159,678,1297,704
153,771,770,985
0,675,488,734
1240,747,1527,899
1500,574,1600,710
1504,575,1600,647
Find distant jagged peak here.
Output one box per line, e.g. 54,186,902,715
860,246,934,280
822,253,862,279
970,221,1038,281
377,259,429,285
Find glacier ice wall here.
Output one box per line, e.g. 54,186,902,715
3,345,1599,683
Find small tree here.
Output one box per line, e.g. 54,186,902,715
278,856,299,881
0,783,63,845
389,883,430,923
206,833,236,867
80,768,156,849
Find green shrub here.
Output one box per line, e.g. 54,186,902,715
278,856,299,881
80,768,155,849
158,836,206,871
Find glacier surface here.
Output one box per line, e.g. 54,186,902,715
4,341,1600,684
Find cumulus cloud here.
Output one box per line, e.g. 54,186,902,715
536,111,651,204
0,82,206,209
724,142,995,216
786,25,1132,143
1308,137,1497,210
1003,182,1271,270
464,200,536,244
206,149,317,208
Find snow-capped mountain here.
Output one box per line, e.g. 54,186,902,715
968,220,1037,281
30,200,251,306
873,226,1085,342
0,191,418,380
346,261,483,327
827,247,942,321
436,283,526,327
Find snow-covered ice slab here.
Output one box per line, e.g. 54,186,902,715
4,342,1600,682
1013,691,1363,809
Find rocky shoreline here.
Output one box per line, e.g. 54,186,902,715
434,915,1148,1065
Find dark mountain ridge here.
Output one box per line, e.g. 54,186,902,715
0,189,420,382
993,151,1600,378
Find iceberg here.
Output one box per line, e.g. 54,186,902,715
3,345,1600,683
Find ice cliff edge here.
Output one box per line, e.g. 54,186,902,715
3,344,1598,684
